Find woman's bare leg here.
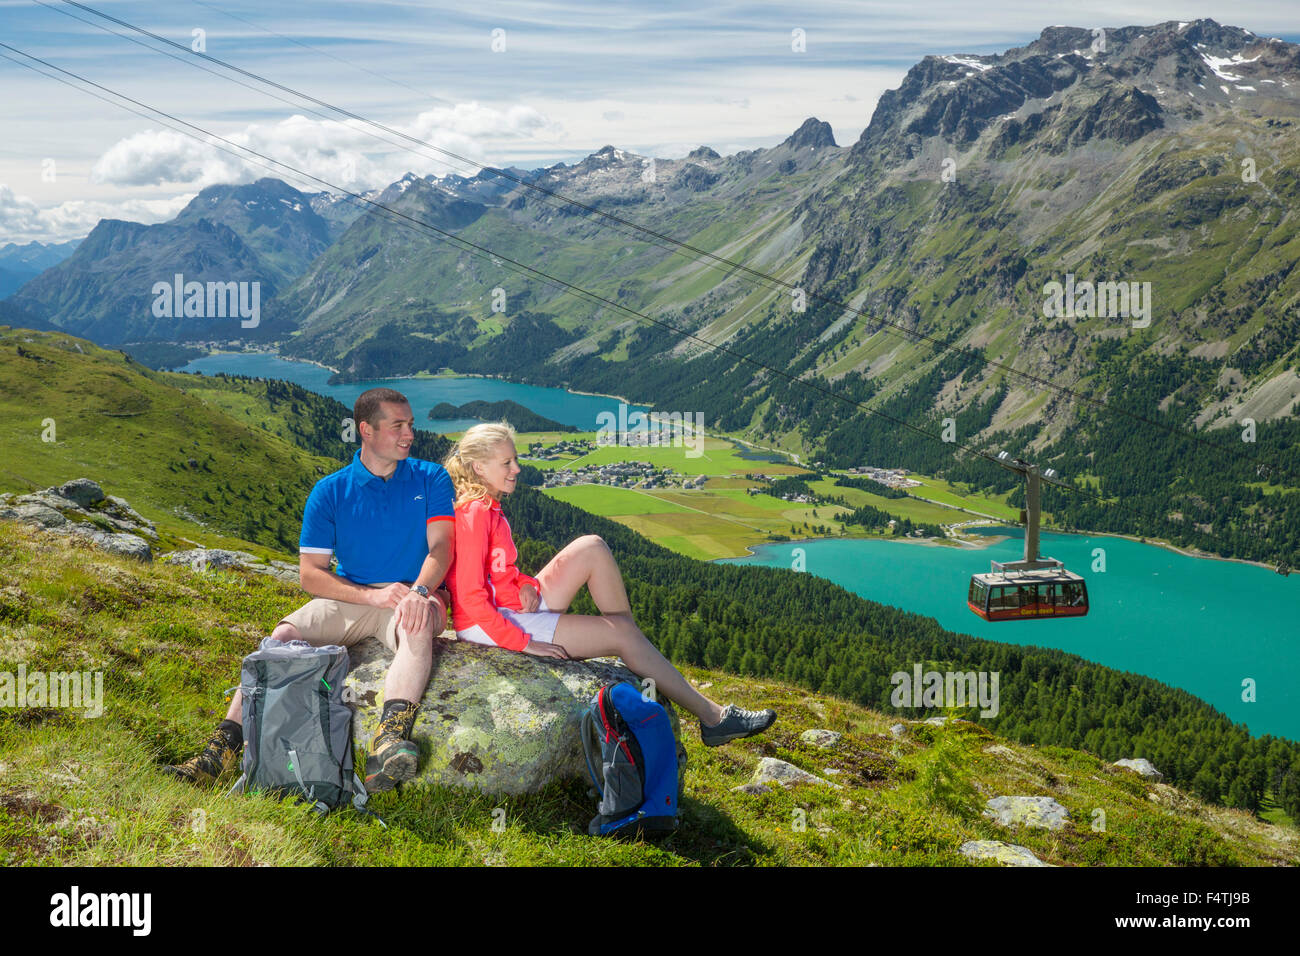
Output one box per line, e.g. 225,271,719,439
536,534,725,724
535,535,630,613
552,613,724,725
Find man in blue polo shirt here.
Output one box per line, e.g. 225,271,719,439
165,387,455,792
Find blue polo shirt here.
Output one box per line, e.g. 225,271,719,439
299,452,455,585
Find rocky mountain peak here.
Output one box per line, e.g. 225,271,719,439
783,117,838,150
853,19,1300,163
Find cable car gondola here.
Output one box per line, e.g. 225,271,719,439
967,454,1089,621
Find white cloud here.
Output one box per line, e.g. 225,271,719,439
0,184,193,243
87,103,558,193
90,129,232,189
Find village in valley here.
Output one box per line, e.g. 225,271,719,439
514,429,1014,560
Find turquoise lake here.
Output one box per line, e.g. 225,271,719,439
721,532,1300,741
181,352,1300,741
177,353,650,433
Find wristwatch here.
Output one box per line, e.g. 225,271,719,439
412,585,429,598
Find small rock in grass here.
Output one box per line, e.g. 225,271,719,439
753,757,842,790
1113,758,1163,781
982,796,1069,830
800,729,842,749
960,840,1053,867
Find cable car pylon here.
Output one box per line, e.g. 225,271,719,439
967,452,1090,622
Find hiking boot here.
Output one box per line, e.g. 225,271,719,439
365,700,420,792
700,704,777,747
164,728,241,787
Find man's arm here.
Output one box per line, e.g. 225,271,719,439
299,552,404,607
396,519,453,633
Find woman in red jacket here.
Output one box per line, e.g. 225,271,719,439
443,422,775,746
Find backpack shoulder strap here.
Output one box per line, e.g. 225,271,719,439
579,707,603,796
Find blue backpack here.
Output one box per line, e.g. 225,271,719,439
580,681,684,837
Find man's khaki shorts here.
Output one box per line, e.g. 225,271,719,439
278,588,448,653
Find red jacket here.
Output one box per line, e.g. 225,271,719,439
446,495,542,651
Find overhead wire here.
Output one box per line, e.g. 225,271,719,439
0,39,1091,513
43,0,1296,484
23,35,1260,561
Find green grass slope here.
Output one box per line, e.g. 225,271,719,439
1,521,1294,867
0,329,450,556
0,327,342,555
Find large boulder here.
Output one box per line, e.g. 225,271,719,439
0,480,158,553
345,636,683,796
57,478,105,508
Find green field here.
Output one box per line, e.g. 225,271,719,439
6,520,1289,867
903,474,1019,521
519,423,1017,560
544,481,918,560
808,479,976,527
542,484,694,517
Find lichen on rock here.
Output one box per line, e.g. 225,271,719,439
345,636,684,796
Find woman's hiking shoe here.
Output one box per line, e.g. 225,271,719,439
700,704,777,746
164,728,241,787
364,700,420,792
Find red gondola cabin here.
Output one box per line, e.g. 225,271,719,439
967,569,1089,621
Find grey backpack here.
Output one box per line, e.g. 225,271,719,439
229,638,376,821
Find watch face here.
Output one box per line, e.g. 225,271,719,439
414,585,429,597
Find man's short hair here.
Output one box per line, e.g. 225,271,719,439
354,388,410,432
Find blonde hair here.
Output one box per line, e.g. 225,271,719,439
444,421,519,505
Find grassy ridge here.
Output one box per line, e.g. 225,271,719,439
0,329,451,556
0,328,339,555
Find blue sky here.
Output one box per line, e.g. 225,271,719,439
1,0,1298,242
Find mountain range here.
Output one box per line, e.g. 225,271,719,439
4,18,1299,563
0,239,79,298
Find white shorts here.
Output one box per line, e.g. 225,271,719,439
456,594,562,647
